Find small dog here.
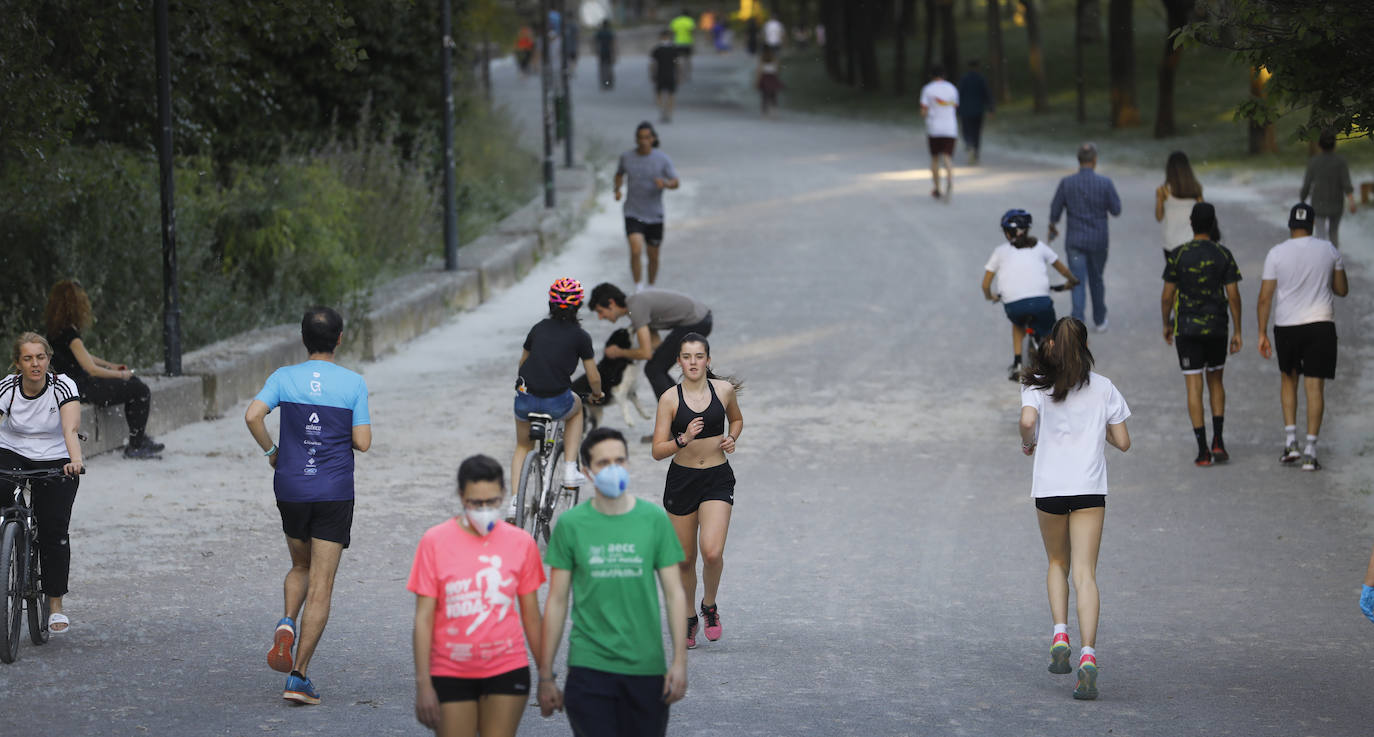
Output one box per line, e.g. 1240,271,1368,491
572,328,653,429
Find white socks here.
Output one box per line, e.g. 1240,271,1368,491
1053,623,1068,636
1080,646,1095,660
1305,434,1318,457
1285,425,1297,447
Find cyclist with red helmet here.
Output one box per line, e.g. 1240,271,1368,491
982,209,1079,380
511,279,604,512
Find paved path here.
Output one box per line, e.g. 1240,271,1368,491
9,47,1373,737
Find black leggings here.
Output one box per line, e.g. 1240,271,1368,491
0,448,79,597
645,313,713,399
78,376,151,444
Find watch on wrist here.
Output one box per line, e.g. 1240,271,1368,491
674,434,687,448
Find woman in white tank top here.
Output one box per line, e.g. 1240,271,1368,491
1155,151,1204,252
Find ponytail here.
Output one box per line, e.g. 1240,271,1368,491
1004,229,1038,250
1021,318,1092,402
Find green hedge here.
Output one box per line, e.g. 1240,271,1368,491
0,99,536,367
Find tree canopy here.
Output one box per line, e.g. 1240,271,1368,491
1182,0,1374,139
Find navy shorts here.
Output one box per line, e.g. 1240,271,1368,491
1003,296,1055,338
514,389,578,421
431,666,531,702
277,499,354,548
625,217,665,247
564,666,668,737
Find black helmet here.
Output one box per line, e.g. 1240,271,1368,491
1000,208,1032,234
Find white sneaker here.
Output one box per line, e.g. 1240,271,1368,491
1093,318,1110,333
634,282,646,293
562,462,586,489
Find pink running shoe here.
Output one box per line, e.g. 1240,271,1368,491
686,616,698,649
700,602,722,641
1048,633,1071,674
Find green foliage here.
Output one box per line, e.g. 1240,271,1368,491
1181,0,1374,140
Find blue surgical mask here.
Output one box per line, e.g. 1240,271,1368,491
593,464,629,498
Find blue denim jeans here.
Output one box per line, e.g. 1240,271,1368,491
1066,246,1109,326
513,389,577,421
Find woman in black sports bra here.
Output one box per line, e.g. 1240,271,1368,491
650,333,743,651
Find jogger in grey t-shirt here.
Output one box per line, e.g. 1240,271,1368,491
614,123,680,291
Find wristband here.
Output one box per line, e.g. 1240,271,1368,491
264,444,278,456
674,434,687,448
1021,441,1035,450
539,672,558,682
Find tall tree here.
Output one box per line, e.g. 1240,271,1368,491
1154,0,1196,138
1075,0,1089,122
894,0,917,96
821,0,844,82
1107,0,1140,127
1247,67,1278,153
936,0,958,77
849,0,882,90
921,0,937,84
1021,0,1049,112
987,0,1009,103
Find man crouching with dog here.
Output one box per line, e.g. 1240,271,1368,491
589,283,713,425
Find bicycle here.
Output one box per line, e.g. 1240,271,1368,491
515,411,582,549
992,282,1073,380
1,467,79,663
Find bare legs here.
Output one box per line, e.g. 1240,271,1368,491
646,244,661,285
930,153,954,196
669,500,733,608
283,536,344,675
626,234,661,286
512,420,534,495
1037,507,1105,648
435,694,528,737
1279,371,1326,435
561,398,583,467
1012,325,1026,360
1185,370,1227,427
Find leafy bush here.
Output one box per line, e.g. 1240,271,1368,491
0,97,536,368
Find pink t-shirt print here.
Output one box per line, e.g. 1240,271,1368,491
407,519,546,679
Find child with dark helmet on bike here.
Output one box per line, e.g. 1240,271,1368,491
982,208,1080,380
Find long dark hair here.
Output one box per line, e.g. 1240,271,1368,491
678,333,744,393
1021,318,1093,402
1165,151,1202,199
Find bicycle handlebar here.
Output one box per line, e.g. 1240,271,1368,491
0,467,85,483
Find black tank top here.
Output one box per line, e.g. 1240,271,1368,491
671,381,726,439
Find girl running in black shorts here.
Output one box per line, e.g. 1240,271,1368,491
1018,318,1131,700
650,334,742,649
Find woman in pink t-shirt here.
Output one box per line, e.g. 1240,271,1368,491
409,455,545,736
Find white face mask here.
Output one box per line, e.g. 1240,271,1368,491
465,507,502,535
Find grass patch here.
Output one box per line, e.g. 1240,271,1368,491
780,1,1374,172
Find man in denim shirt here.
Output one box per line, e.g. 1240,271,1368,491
1048,143,1123,331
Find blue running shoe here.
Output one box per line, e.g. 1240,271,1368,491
283,670,320,705
268,617,295,673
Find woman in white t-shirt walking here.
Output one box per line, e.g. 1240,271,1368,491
1154,151,1204,253
0,332,85,634
982,209,1079,381
1018,318,1131,701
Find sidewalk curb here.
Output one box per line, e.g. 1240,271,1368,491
82,164,601,456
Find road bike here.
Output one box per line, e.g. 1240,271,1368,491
515,412,581,549
1,467,78,663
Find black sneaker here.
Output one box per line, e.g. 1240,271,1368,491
123,442,161,460
1194,447,1212,467
1007,362,1022,382
686,616,698,649
1210,438,1229,463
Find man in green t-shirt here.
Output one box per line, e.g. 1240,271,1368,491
538,427,688,735
669,10,696,81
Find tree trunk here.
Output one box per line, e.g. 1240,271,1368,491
1021,0,1049,112
921,0,936,83
1107,0,1140,127
1248,66,1278,154
987,0,1009,103
1075,0,1088,123
1154,0,1194,138
964,0,975,21
895,0,915,96
843,1,858,85
822,0,844,82
937,0,958,77
853,0,881,90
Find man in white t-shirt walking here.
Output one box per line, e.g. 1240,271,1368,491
1256,203,1350,471
762,16,784,54
919,65,959,200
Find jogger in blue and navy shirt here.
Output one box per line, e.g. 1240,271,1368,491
245,306,372,705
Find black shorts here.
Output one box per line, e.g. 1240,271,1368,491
928,136,956,156
663,461,735,516
675,44,694,57
654,80,677,95
277,499,355,548
1175,334,1228,374
1034,495,1106,515
431,667,531,703
625,217,665,247
1273,322,1337,379
564,666,668,737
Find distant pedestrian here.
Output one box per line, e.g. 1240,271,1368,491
1048,143,1122,331
670,9,696,81
745,15,759,55
1256,203,1350,471
649,30,680,122
919,65,959,199
1299,131,1357,247
515,25,536,75
981,209,1078,381
756,48,783,117
1155,151,1204,253
245,306,372,705
1019,317,1132,701
712,12,731,52
409,455,545,737
537,427,689,735
1160,202,1242,467
590,283,712,402
595,20,617,90
956,59,993,164
614,123,680,289
1362,543,1374,624
763,15,784,55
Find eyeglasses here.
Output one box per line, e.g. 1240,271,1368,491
463,497,504,510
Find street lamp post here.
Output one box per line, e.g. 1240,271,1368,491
541,0,556,207
561,0,574,168
155,0,181,376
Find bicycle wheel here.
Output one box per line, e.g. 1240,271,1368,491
26,533,48,646
1,521,23,663
535,439,568,546
515,451,544,539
